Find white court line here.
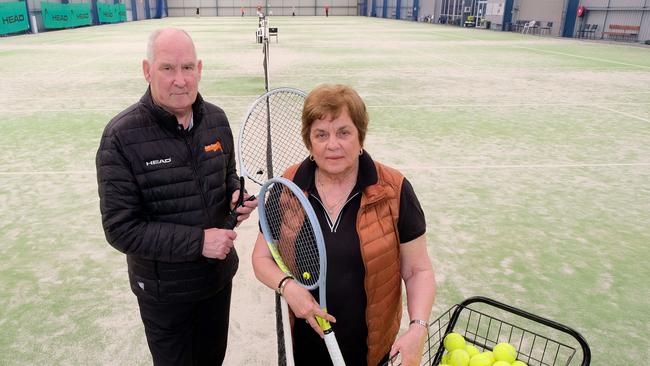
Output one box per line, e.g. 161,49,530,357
410,47,470,68
515,46,650,70
1,95,261,102
17,54,110,79
367,102,650,108
2,163,648,176
400,163,650,170
594,105,650,123
0,171,95,176
0,108,122,113
4,102,649,114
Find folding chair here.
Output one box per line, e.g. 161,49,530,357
540,21,553,36
522,20,538,35
575,23,589,38
584,24,598,39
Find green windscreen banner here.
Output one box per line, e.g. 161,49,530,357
0,2,29,35
41,2,91,29
98,3,125,23
118,3,126,22
68,3,92,27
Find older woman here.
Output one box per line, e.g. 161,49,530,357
252,84,435,366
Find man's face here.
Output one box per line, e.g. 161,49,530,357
143,31,202,116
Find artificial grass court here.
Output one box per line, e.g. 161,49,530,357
1,16,649,365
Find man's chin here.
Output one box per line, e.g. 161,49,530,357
162,99,194,114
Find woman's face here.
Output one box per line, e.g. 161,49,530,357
309,108,361,177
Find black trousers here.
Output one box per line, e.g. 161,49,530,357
137,282,232,366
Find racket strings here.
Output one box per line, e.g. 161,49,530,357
265,184,321,287
240,91,308,183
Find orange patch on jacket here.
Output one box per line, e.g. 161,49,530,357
204,140,222,153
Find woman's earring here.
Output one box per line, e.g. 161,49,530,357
309,155,314,161
359,148,363,156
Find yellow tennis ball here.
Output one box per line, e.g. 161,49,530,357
493,342,517,363
448,349,470,366
468,353,492,366
441,352,450,364
512,361,528,366
480,351,495,364
444,332,466,352
465,345,480,358
302,272,311,280
493,362,511,366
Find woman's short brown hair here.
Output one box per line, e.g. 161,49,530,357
301,84,368,150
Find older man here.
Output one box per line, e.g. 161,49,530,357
96,28,256,365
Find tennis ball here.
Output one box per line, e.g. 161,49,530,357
468,353,492,366
444,332,466,352
448,349,470,366
512,361,528,366
465,345,479,358
480,351,495,364
493,342,517,363
302,272,311,280
493,362,511,366
441,352,449,364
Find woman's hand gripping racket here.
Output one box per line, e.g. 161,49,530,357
258,177,346,366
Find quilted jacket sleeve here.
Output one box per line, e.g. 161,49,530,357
96,128,204,263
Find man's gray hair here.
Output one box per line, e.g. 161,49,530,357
146,28,196,62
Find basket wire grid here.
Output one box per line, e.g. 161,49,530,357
385,296,590,366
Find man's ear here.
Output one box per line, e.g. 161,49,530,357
197,59,203,81
143,59,151,83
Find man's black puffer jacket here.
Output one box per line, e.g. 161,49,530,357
96,88,240,303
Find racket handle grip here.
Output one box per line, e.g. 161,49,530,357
324,332,346,366
206,195,256,264
223,194,257,230
222,211,238,230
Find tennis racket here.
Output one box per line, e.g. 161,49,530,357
258,177,346,366
238,87,308,186
238,87,308,366
205,177,255,264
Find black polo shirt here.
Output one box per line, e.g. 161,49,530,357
290,151,426,366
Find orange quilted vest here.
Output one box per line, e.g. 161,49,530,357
284,161,404,365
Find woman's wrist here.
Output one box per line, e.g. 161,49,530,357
409,319,428,329
276,275,293,296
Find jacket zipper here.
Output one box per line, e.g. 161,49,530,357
182,132,213,226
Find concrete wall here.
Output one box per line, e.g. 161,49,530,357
511,0,566,36
484,0,507,29
578,0,650,41
166,0,357,16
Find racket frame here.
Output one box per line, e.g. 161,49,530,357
237,87,308,187
258,177,328,301
258,177,345,365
